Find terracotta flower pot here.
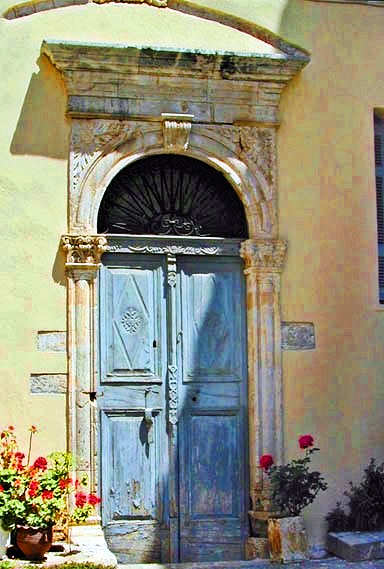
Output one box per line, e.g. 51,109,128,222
16,525,53,560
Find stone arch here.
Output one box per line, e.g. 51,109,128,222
70,120,277,238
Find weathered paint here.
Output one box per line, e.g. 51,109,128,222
99,254,247,562
1,0,384,554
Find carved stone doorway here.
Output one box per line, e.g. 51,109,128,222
49,38,305,563
96,155,249,562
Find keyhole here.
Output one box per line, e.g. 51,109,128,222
153,340,157,348
89,392,97,402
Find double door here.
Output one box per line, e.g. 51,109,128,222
98,252,248,562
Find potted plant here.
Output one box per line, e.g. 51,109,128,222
0,425,100,560
259,434,328,563
326,458,384,561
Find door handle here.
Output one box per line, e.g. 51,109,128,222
144,409,154,444
176,330,183,344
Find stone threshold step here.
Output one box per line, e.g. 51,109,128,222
118,560,384,569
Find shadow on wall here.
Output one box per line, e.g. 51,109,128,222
10,54,69,159
52,245,67,287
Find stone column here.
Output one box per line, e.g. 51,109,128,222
240,238,287,558
61,235,108,491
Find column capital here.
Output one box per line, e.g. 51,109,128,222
240,238,287,273
61,235,108,277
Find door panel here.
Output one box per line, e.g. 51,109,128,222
178,257,248,562
101,411,159,522
100,255,165,383
99,253,248,563
180,259,244,382
99,255,167,563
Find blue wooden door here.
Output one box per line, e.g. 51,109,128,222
177,256,248,561
98,254,168,562
99,253,247,562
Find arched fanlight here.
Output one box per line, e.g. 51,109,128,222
98,155,248,238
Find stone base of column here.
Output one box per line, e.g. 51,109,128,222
68,524,118,567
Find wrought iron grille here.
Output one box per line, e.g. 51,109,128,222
97,155,248,238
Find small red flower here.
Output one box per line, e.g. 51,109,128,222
8,426,14,431
0,485,4,492
15,452,25,461
29,425,38,433
87,493,101,506
59,477,73,490
29,480,39,492
75,491,87,507
33,457,47,471
298,434,314,449
259,454,274,471
0,432,5,439
14,479,22,488
41,490,54,500
75,480,80,489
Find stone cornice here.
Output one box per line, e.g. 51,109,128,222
61,235,108,266
240,238,287,272
41,40,309,122
42,40,308,83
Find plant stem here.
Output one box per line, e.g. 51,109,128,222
27,432,33,466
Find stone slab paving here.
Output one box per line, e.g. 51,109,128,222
118,560,384,569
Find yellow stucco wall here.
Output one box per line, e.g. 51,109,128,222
1,0,384,549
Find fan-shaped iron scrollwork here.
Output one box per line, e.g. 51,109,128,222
97,155,248,238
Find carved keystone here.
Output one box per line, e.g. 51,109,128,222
161,113,194,151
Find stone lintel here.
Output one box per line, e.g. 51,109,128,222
67,95,280,124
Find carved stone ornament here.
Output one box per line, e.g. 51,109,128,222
93,0,167,5
61,235,108,265
71,120,140,197
240,239,287,272
107,237,240,256
238,126,276,197
162,114,193,151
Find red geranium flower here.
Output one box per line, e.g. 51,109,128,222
8,426,14,431
87,493,101,506
59,477,73,490
33,457,47,471
298,434,314,449
75,491,87,507
41,490,54,500
259,454,274,471
0,485,4,492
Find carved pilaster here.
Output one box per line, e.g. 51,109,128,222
240,239,287,514
61,235,107,496
62,234,108,266
162,113,193,151
240,238,287,273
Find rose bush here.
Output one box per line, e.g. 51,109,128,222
259,434,327,516
0,425,100,531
